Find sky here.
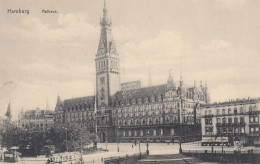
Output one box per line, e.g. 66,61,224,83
0,0,260,120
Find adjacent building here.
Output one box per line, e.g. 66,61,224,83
54,2,210,143
200,98,260,146
18,108,54,131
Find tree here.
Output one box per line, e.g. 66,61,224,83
0,124,95,156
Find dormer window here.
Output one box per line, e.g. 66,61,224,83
138,98,142,104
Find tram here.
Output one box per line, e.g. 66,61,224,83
46,152,82,164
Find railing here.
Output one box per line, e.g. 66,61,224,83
249,111,260,115
182,149,260,155
103,152,147,164
182,149,260,163
201,114,214,118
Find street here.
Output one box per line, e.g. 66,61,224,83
2,141,259,164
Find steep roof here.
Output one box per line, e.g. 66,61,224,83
111,84,167,106
63,96,95,109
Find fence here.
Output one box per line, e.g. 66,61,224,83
182,149,260,155
104,152,147,164
182,149,260,163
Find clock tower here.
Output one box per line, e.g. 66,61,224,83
95,1,120,108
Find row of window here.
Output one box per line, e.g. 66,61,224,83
250,126,259,133
204,106,257,116
121,128,174,137
65,107,93,112
21,123,51,127
96,59,118,68
217,117,244,124
250,116,259,123
115,102,198,114
65,112,94,118
217,127,245,134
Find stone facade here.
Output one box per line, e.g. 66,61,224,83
18,108,54,131
54,2,209,143
200,98,260,146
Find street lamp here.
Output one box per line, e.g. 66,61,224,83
146,133,149,154
117,126,120,152
221,133,224,154
179,123,182,153
211,132,214,153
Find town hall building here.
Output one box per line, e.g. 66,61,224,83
54,1,210,143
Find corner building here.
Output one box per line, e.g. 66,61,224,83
54,2,209,143
200,98,260,146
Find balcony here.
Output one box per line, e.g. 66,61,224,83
201,114,214,118
249,111,260,115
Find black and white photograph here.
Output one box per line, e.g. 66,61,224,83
0,0,260,163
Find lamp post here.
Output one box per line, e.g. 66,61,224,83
80,137,83,163
117,126,120,152
146,133,149,154
179,123,182,153
211,132,214,153
221,133,224,154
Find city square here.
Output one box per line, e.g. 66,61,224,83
5,142,260,164
1,0,260,163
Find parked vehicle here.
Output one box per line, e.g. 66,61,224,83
46,152,82,164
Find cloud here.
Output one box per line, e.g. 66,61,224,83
11,13,99,42
119,30,188,85
200,40,232,50
214,0,248,9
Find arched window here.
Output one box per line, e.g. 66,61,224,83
217,109,220,115
228,108,232,114
234,108,237,115
240,107,243,114
222,109,226,115
249,106,253,112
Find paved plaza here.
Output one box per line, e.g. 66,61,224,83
2,142,259,164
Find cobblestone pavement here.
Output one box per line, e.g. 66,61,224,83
1,142,259,164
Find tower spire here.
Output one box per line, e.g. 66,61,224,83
56,94,62,106
103,0,108,18
167,69,176,90
5,102,12,121
96,1,120,107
